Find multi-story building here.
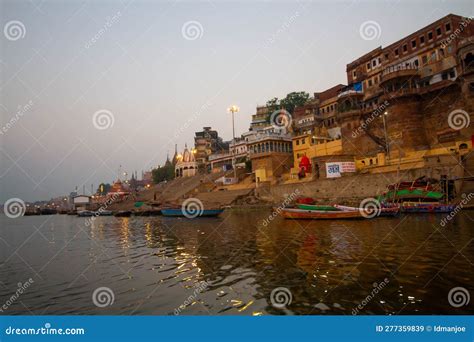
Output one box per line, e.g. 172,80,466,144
250,106,271,131
338,13,474,171
246,126,293,183
194,127,228,168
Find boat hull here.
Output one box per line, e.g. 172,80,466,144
280,208,366,220
161,209,224,217
334,205,400,216
401,203,454,213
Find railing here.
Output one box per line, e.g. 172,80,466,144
382,63,418,76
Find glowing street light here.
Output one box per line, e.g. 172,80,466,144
227,105,239,142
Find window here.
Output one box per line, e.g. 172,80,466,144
439,48,444,57
420,35,425,45
372,60,376,67
442,72,448,80
367,62,371,70
384,53,389,60
411,40,417,48
422,55,428,64
414,59,419,67
374,76,378,84
445,23,451,32
368,79,372,87
436,27,442,36
395,48,399,56
378,57,381,64
447,45,453,54
403,44,408,52
430,51,436,61
352,70,356,78
449,70,455,78
302,138,305,144
296,140,300,145
428,31,433,40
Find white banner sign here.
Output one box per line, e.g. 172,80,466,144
326,162,356,178
326,162,341,178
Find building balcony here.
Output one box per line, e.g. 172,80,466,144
381,64,419,84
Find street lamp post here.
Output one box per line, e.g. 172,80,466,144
227,105,240,179
383,111,390,160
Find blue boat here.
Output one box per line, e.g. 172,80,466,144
161,208,224,218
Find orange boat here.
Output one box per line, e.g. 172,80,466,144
280,208,367,220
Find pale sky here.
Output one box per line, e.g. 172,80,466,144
0,0,472,202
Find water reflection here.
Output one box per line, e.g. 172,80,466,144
0,210,473,315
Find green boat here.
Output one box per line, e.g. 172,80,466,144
380,189,444,202
296,204,339,211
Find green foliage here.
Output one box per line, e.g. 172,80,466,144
152,163,174,184
264,91,310,116
280,91,310,114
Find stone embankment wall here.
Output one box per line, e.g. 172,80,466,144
257,163,465,205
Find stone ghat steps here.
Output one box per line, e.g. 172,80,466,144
193,189,254,208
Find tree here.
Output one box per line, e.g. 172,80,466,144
280,91,310,114
152,161,174,184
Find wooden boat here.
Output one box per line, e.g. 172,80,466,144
280,208,366,220
114,211,132,217
161,208,224,218
296,197,315,205
334,204,400,217
77,210,94,217
401,202,455,213
296,204,339,211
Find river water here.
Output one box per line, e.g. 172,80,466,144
1,210,473,315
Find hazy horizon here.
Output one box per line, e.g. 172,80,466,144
1,0,472,203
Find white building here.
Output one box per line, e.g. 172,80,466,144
175,145,198,178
